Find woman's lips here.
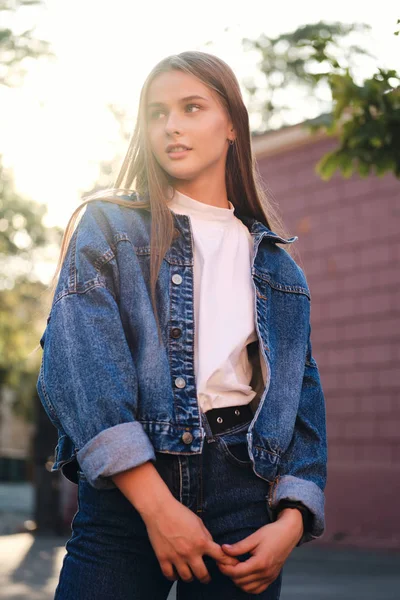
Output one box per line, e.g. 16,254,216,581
167,149,192,159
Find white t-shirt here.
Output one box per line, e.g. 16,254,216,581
166,188,266,414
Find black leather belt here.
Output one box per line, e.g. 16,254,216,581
204,404,253,435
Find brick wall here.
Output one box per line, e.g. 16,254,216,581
258,137,400,549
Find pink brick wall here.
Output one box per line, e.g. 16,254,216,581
258,137,400,549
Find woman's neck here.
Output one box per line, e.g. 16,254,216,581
170,180,230,210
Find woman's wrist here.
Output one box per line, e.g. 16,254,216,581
276,507,304,544
111,461,176,521
276,500,313,539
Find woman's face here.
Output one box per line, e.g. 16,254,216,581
146,70,235,185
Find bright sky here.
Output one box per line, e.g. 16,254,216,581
1,0,399,232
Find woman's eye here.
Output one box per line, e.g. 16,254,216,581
148,104,200,120
186,104,200,113
149,110,165,120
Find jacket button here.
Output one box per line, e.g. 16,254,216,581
174,376,186,388
171,327,182,338
182,432,193,445
172,274,183,285
173,228,180,240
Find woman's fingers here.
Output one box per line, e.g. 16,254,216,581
175,563,195,583
233,571,271,586
160,557,210,584
205,540,237,564
159,560,179,581
231,569,262,584
188,557,212,584
217,554,260,578
241,578,270,594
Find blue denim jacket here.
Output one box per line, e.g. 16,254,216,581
36,194,327,545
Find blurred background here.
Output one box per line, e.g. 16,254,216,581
0,1,399,598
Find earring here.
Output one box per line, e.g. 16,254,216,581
228,139,235,146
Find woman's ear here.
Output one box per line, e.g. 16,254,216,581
228,126,236,142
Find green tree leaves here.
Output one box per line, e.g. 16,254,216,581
311,68,400,179
244,19,400,180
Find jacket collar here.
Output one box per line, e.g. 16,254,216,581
166,209,297,267
233,211,298,245
118,192,298,246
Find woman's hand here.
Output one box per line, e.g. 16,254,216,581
216,508,303,595
112,460,237,584
143,495,238,584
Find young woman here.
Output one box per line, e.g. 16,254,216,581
37,50,327,599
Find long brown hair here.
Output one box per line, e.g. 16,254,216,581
41,50,296,347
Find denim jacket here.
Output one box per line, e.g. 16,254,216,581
36,194,327,545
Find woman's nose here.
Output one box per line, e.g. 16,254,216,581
164,112,183,135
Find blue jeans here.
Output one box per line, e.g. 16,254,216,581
55,414,283,599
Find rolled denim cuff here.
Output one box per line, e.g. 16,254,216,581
77,421,156,490
268,475,325,546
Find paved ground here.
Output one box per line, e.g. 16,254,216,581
1,483,400,599
1,532,400,600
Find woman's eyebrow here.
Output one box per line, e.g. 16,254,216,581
147,94,209,108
